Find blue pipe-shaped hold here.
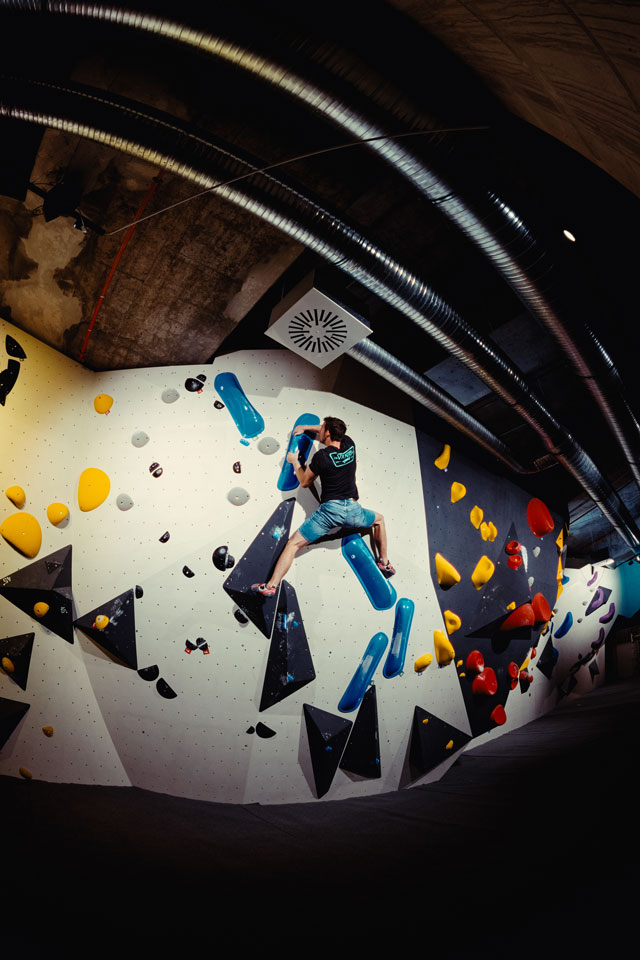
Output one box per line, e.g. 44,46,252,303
383,598,415,678
338,632,388,713
277,414,320,491
214,372,265,439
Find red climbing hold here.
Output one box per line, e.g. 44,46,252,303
505,540,521,555
466,650,484,673
491,704,507,726
526,498,554,538
499,603,535,631
507,662,519,679
508,555,523,570
472,666,497,696
531,592,551,623
531,647,537,660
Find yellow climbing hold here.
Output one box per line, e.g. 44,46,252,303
0,512,42,558
487,521,498,542
414,653,433,673
434,629,455,666
459,672,466,677
422,718,429,724
5,485,25,509
471,555,495,590
450,481,466,503
434,443,451,470
435,553,461,588
1,656,15,673
444,610,462,635
456,659,463,668
506,601,516,611
520,657,530,671
556,529,564,552
94,394,113,414
94,615,109,630
78,468,110,512
33,602,50,618
42,726,54,737
480,522,490,541
470,505,483,529
19,767,32,780
445,740,454,751
47,502,69,526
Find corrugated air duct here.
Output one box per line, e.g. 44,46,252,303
8,0,637,496
1,75,638,549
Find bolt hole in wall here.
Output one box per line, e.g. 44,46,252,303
0,320,626,802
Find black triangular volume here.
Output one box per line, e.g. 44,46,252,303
0,633,35,691
339,685,381,779
259,580,315,711
303,704,352,799
536,636,557,680
585,586,612,617
589,658,600,680
6,334,27,360
0,358,20,405
74,589,138,669
0,546,74,643
0,696,30,750
223,499,295,639
409,706,472,779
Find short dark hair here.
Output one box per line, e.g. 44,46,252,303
323,416,347,441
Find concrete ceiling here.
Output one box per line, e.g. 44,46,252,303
1,0,639,561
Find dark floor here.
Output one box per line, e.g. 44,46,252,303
3,676,640,957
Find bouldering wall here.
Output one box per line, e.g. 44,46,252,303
0,318,623,802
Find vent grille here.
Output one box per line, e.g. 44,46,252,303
267,280,371,369
288,309,349,356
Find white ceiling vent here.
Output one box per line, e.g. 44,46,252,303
266,271,371,368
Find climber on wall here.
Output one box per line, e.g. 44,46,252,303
252,416,395,596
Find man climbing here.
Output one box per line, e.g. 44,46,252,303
252,417,394,596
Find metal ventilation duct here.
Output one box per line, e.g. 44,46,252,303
1,76,639,550
9,0,637,496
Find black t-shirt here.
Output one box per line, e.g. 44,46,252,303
309,435,359,502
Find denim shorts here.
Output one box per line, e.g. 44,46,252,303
298,498,376,543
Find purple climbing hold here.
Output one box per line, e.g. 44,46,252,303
598,603,615,624
586,569,598,587
591,627,606,650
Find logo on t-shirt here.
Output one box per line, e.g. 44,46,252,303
329,446,355,467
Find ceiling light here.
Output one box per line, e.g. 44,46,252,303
563,229,576,242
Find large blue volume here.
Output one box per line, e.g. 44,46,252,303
341,533,397,611
383,598,415,678
277,413,321,491
214,372,265,439
338,632,388,713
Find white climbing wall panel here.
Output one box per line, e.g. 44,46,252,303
0,319,623,802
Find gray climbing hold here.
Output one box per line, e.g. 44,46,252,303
258,436,281,455
228,487,250,506
117,494,134,511
162,388,180,404
132,431,150,447
533,546,541,558
528,576,534,588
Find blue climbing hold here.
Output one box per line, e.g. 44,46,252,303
341,533,397,611
214,372,265,439
383,598,415,678
562,575,570,585
554,610,574,638
338,632,388,713
278,413,321,491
